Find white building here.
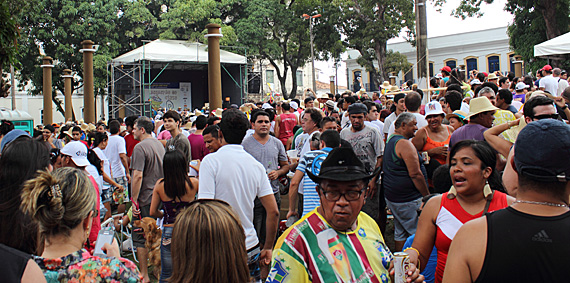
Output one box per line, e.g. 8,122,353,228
345,27,523,91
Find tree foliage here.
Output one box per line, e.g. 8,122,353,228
0,0,27,97
332,0,415,86
235,0,343,99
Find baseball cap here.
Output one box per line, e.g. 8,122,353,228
470,79,482,86
262,103,273,110
542,64,553,71
61,141,90,167
440,66,452,73
290,101,299,110
515,82,529,91
424,101,445,117
347,103,368,115
0,129,30,153
514,119,570,182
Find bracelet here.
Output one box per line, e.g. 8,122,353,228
403,247,421,270
562,105,568,110
506,121,510,128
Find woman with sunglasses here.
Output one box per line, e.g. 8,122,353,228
405,140,514,283
21,168,142,282
150,149,198,282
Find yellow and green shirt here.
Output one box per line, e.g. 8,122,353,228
267,208,393,283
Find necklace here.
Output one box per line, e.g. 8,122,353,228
513,200,569,208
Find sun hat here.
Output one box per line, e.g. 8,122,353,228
466,97,499,118
347,103,368,115
80,123,89,132
515,82,530,91
194,109,203,116
424,101,445,117
213,108,224,117
306,147,379,183
0,129,30,153
445,110,468,121
381,81,391,89
487,73,498,80
60,141,90,167
318,93,330,99
325,100,335,108
388,86,400,93
87,123,96,132
514,119,570,182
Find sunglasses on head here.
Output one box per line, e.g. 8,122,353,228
50,148,60,164
532,114,559,120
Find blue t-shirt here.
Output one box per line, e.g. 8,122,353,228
403,234,437,283
296,147,332,216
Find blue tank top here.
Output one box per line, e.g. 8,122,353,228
383,134,427,203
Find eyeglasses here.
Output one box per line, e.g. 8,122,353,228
532,114,559,120
318,186,366,201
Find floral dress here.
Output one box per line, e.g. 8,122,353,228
34,249,142,282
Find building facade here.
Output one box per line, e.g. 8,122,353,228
345,27,523,91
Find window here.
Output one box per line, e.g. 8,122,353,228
352,70,362,92
296,70,303,86
266,70,274,84
487,55,500,73
446,60,457,69
429,62,434,77
466,58,478,74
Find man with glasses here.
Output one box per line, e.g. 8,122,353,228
267,147,423,283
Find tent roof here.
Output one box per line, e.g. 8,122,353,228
534,32,570,58
112,39,246,64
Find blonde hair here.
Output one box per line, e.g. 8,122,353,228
170,200,249,283
20,168,96,241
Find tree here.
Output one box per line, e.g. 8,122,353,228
0,0,27,98
385,50,413,78
235,0,343,99
332,0,415,87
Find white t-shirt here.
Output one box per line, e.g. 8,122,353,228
103,135,127,178
93,147,111,187
198,144,273,250
364,121,382,132
387,112,428,137
557,78,569,96
539,75,559,96
86,164,103,195
371,120,384,131
341,111,351,129
383,112,398,136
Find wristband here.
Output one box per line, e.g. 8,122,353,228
562,105,568,110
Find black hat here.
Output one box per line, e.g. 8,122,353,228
307,147,378,183
347,103,368,115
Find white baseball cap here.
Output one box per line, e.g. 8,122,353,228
61,141,90,167
515,82,529,91
424,101,445,117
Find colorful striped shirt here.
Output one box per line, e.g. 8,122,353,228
267,209,393,283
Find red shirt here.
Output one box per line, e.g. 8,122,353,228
124,133,139,157
87,175,101,253
188,133,209,161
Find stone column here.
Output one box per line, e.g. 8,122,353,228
205,24,223,111
41,56,54,125
62,69,74,122
80,40,96,123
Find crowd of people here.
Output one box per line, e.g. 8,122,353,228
1,63,570,283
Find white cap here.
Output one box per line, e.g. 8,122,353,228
290,101,299,110
262,103,273,109
424,101,445,117
515,82,529,91
61,141,90,167
470,79,482,86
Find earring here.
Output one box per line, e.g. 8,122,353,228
447,186,457,199
483,180,493,199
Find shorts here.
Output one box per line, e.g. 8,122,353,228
101,188,112,204
247,245,261,281
111,176,128,204
385,198,422,241
132,204,152,248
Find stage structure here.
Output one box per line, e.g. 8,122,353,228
107,39,247,118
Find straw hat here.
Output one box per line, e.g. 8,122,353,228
380,81,391,89
80,123,89,132
194,109,203,116
487,73,498,80
182,121,193,130
388,86,400,93
466,97,499,118
87,123,96,132
213,108,223,118
445,110,468,121
318,93,330,99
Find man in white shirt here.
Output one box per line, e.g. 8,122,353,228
103,120,130,212
363,100,384,132
539,65,559,95
198,109,279,281
554,68,569,96
383,92,406,140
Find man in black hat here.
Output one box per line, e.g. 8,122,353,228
267,147,423,283
444,119,570,282
340,103,384,223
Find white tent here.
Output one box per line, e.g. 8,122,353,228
112,39,246,64
534,32,570,58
